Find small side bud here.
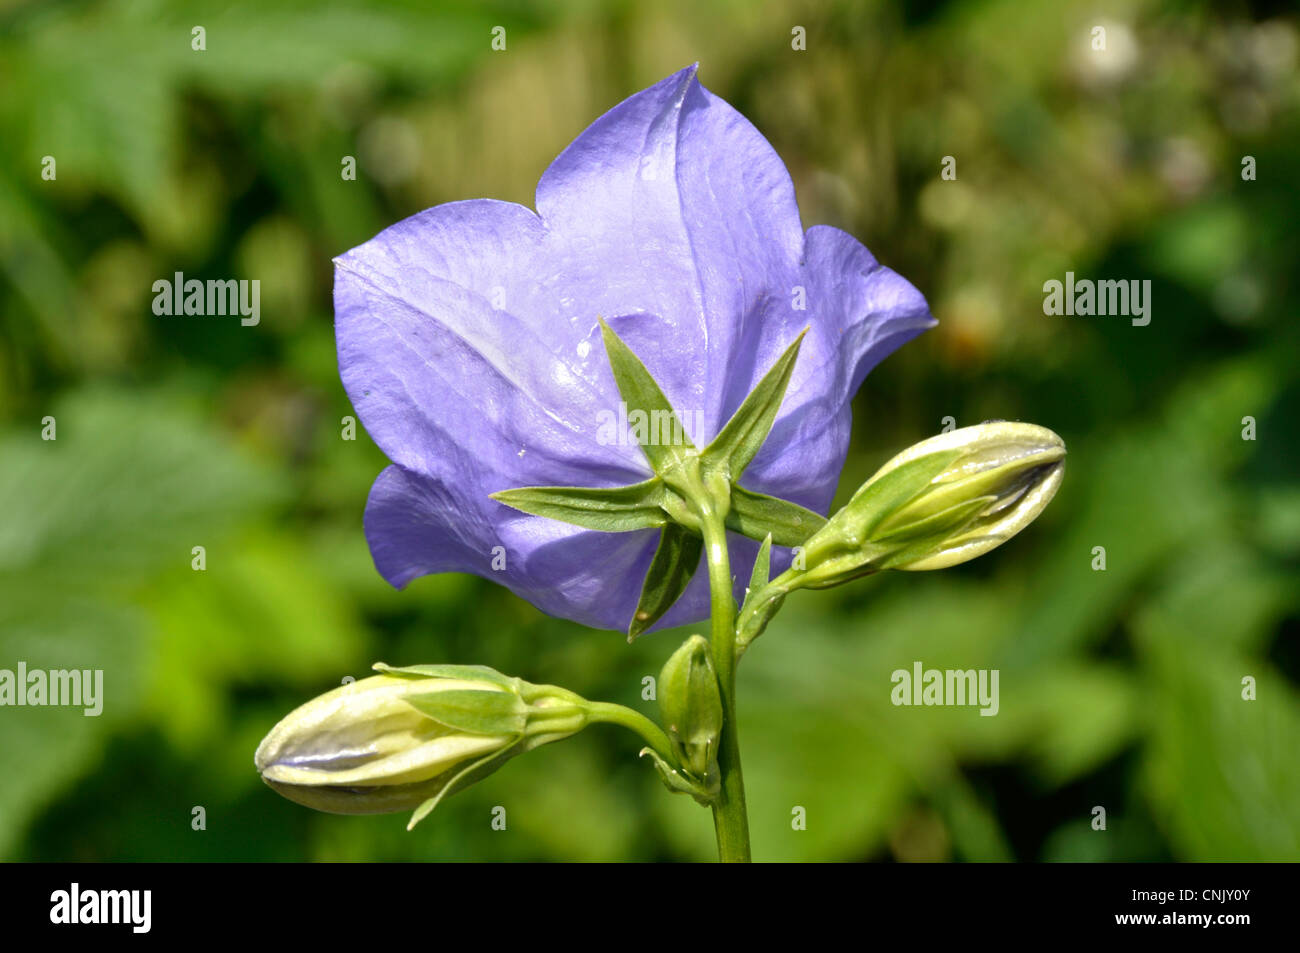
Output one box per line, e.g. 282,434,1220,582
796,422,1065,584
658,635,723,792
639,747,718,806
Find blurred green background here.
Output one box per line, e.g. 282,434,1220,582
1,0,1297,862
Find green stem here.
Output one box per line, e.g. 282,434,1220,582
697,498,751,863
585,701,677,763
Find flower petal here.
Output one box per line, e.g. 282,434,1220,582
335,199,649,488
365,464,667,632
737,225,936,513
536,64,806,433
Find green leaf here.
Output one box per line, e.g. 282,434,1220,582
491,478,667,533
0,388,281,857
1140,633,1300,860
702,329,807,478
144,530,367,750
0,593,145,860
404,689,527,736
628,524,704,640
0,1,548,242
0,389,281,580
726,484,827,547
598,318,695,472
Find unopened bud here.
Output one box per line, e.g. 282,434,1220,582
658,635,723,786
255,663,589,828
796,422,1065,585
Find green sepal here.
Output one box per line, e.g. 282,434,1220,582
798,560,879,589
373,662,517,689
749,533,772,594
638,747,719,807
403,689,527,736
628,523,704,640
599,318,695,473
701,328,807,479
405,695,595,829
874,448,1061,534
490,477,667,533
846,449,964,538
741,533,773,617
871,494,1002,572
726,484,826,547
735,589,784,653
871,494,994,544
876,533,997,571
736,535,785,655
407,740,523,830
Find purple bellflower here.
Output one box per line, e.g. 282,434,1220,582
334,65,935,632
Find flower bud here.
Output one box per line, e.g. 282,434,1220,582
792,422,1065,587
255,663,589,828
658,635,723,785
